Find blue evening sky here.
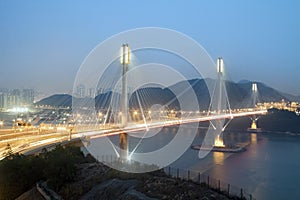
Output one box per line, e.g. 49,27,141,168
0,0,299,95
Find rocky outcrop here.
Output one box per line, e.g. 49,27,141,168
80,179,157,200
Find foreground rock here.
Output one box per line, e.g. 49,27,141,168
80,179,156,200
58,162,232,200
17,162,234,200
138,176,230,200
15,187,44,200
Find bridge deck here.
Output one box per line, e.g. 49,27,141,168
0,109,267,160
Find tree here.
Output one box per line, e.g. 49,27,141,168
0,145,85,199
0,153,44,200
43,145,83,191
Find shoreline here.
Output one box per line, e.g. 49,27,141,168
262,130,300,136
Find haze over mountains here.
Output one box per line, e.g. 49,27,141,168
36,79,300,110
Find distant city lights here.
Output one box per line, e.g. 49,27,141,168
7,107,29,113
57,127,67,131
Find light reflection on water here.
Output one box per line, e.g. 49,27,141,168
86,124,300,200
251,133,257,144
169,128,300,200
213,152,225,165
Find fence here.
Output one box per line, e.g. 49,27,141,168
94,155,255,200
165,166,255,200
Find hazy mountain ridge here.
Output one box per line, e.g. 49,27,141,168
36,79,299,109
279,91,300,102
35,94,72,107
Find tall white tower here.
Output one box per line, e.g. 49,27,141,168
119,44,130,161
120,43,130,127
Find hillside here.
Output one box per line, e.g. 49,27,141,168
226,108,300,133
35,94,72,107
9,146,233,200
36,79,299,109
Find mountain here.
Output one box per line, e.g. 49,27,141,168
279,91,300,102
238,79,251,84
35,79,299,109
169,79,210,110
35,94,72,107
238,81,288,102
129,87,179,110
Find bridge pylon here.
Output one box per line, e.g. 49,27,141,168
121,43,130,128
248,116,262,132
208,57,232,147
119,132,128,162
248,83,262,132
119,43,130,161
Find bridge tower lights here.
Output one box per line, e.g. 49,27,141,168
119,44,130,161
252,83,258,108
217,57,224,114
248,83,261,132
213,57,226,147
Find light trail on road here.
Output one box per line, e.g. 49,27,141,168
0,109,267,160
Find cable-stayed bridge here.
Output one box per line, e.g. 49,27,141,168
0,46,267,163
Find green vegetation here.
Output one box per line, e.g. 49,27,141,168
0,146,241,200
227,108,300,133
260,108,300,133
0,145,85,200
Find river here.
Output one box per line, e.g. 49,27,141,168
168,128,300,200
86,124,300,200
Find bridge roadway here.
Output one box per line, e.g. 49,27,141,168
81,109,267,139
0,109,267,160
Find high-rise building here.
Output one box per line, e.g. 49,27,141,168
22,89,34,105
87,88,95,98
0,93,8,109
76,84,86,98
0,88,34,109
8,89,21,108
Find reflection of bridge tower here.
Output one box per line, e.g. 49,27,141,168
248,83,261,132
120,44,130,160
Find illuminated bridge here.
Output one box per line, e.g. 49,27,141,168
0,45,267,164
0,108,266,161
